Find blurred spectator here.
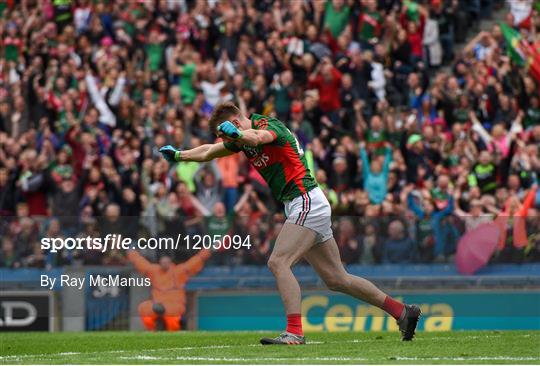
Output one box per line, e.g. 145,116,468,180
358,223,382,264
308,57,343,121
335,218,361,264
128,248,211,331
406,185,455,262
0,237,20,268
382,220,417,264
360,141,393,204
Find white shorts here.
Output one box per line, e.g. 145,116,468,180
284,187,333,243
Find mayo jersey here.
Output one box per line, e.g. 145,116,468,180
223,113,317,202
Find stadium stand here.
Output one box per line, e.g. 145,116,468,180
0,1,539,271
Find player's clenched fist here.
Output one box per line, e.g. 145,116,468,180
159,145,181,162
217,120,242,139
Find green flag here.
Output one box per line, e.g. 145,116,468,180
499,22,525,66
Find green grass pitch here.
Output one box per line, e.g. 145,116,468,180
1,331,539,364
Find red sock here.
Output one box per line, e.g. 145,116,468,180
382,296,405,320
286,313,303,336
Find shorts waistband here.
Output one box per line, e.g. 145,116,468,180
283,186,319,204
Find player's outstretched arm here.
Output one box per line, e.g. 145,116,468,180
159,142,234,163
217,121,276,146
236,129,276,146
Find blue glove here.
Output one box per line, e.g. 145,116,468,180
159,145,181,162
217,120,242,139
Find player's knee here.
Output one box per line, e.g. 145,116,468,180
267,256,286,273
324,274,348,292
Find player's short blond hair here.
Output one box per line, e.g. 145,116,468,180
208,102,241,134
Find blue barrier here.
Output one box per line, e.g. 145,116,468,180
0,268,64,289
186,263,540,290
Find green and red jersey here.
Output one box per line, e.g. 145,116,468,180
365,129,388,155
358,9,382,41
223,114,317,202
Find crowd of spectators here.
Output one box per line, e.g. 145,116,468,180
1,0,539,269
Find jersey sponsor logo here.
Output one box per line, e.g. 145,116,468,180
242,145,271,168
243,145,261,158
252,153,270,168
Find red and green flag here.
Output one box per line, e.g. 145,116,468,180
522,41,540,84
499,22,540,84
500,22,526,66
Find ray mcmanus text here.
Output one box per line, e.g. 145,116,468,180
41,274,151,290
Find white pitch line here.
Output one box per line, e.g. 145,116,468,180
175,356,370,362
0,351,83,359
119,355,163,361
395,356,540,361
0,333,536,361
119,355,370,362
0,345,236,360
